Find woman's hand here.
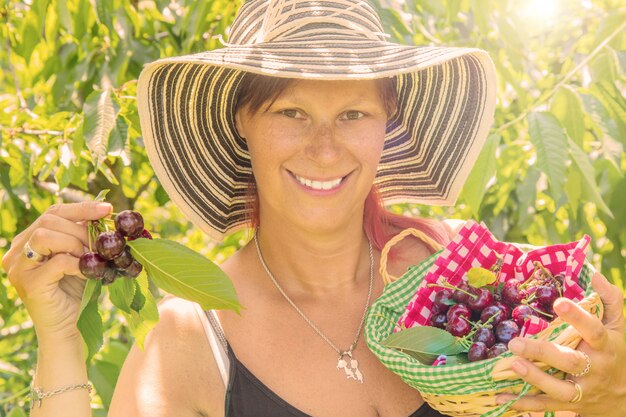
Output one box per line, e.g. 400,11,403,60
1,201,113,342
496,272,626,416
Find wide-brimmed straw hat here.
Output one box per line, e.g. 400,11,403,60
137,0,497,241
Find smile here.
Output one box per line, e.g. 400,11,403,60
293,174,344,191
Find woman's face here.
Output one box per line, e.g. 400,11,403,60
235,79,388,233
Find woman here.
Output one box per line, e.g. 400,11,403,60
3,1,625,416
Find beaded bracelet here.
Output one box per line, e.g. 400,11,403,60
31,382,93,407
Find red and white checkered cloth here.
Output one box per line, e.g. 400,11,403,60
397,221,590,331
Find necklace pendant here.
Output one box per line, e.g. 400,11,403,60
336,351,363,383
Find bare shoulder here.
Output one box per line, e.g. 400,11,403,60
108,295,224,417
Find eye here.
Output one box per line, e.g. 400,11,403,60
280,109,305,119
341,110,365,121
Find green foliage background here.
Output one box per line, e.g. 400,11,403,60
0,0,624,414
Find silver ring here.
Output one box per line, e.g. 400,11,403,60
566,379,583,403
571,351,591,377
23,241,47,263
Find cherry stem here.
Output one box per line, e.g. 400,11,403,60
427,282,477,299
522,300,554,319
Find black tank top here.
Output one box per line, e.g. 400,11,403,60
223,339,446,417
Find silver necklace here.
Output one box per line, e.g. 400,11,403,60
253,232,374,384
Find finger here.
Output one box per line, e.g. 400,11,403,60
508,337,589,376
36,253,87,283
27,228,87,259
496,392,576,413
591,272,625,331
505,357,581,404
553,297,608,351
46,201,113,223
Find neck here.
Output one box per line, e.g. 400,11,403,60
252,213,371,296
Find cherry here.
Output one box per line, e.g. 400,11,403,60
468,288,494,311
473,327,496,348
79,252,108,279
446,316,471,337
511,304,535,327
495,320,520,345
502,280,524,306
493,301,512,319
487,343,508,359
446,304,471,322
480,305,505,325
112,247,134,269
115,210,144,239
128,228,153,241
430,313,447,329
535,285,559,307
468,342,489,362
101,264,117,285
529,301,554,318
433,289,454,314
96,231,126,260
452,283,475,304
120,259,143,278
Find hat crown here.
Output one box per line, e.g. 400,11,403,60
228,0,387,44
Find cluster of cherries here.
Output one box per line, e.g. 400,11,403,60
79,210,152,285
429,263,563,362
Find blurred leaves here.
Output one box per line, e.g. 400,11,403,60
1,0,625,414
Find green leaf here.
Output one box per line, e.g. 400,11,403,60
460,133,500,216
108,276,136,314
77,280,104,364
7,407,28,417
83,89,119,169
122,270,159,350
382,325,466,364
467,267,497,287
130,279,146,312
95,0,114,33
565,163,583,220
527,112,569,201
550,86,585,148
567,138,613,218
127,238,241,312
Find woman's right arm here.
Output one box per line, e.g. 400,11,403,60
2,201,114,417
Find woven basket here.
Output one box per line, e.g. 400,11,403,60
366,228,603,417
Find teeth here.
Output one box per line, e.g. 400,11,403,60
294,174,343,190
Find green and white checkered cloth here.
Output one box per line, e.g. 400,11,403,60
365,250,596,417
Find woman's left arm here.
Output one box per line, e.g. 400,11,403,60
496,272,626,416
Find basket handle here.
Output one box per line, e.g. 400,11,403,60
379,228,444,286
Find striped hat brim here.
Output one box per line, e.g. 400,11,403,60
136,1,496,241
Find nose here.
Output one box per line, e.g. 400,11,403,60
304,121,343,166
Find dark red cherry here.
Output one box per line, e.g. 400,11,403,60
511,304,535,327
473,327,496,348
128,228,153,241
495,320,520,345
480,305,505,325
446,304,471,322
535,285,559,307
493,301,512,319
452,283,475,304
79,252,108,279
115,210,144,238
112,247,134,269
120,259,143,278
502,280,524,306
433,289,454,313
101,264,117,285
468,341,489,362
430,313,447,329
95,231,126,260
468,288,494,311
446,316,471,337
487,343,508,358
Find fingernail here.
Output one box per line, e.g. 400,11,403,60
508,338,524,353
496,396,508,405
555,299,569,313
512,360,527,375
97,203,112,213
